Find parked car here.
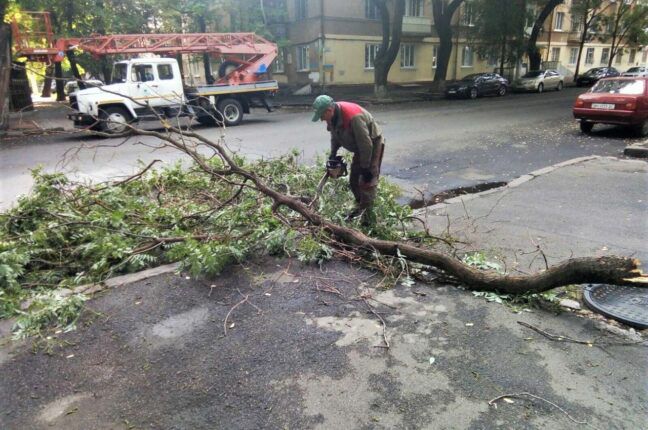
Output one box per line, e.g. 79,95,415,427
511,69,564,93
622,66,648,77
575,67,620,87
445,73,509,99
573,77,648,136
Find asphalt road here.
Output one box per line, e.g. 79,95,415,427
1,87,643,210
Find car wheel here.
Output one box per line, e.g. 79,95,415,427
537,83,544,93
469,87,478,99
633,120,648,137
497,85,507,96
556,81,563,91
580,121,594,134
99,106,132,134
217,98,244,126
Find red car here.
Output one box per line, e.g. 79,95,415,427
573,77,648,136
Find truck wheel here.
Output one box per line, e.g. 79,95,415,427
218,61,239,78
217,98,243,126
99,106,131,134
580,121,594,134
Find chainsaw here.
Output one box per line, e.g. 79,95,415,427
308,156,348,208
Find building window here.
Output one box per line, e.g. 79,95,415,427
585,47,594,64
295,0,307,20
462,45,473,67
405,0,423,17
365,0,380,20
642,50,647,63
432,45,438,68
571,16,582,32
554,12,564,30
569,47,578,65
615,50,623,64
600,48,610,64
462,3,475,26
629,49,636,64
296,45,309,71
274,48,285,73
400,44,415,68
365,44,381,69
551,47,561,62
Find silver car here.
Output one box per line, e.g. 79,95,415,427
622,67,648,77
512,70,564,93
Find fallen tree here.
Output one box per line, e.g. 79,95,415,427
120,125,646,294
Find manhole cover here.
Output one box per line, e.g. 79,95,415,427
583,284,648,329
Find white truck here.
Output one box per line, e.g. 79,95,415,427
68,57,278,133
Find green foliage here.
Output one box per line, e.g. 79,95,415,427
12,291,88,339
0,153,420,336
461,251,504,274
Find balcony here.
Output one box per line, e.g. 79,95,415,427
402,16,432,36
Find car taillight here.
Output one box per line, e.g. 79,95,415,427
624,102,636,110
575,99,584,107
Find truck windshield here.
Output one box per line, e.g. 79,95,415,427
592,79,645,95
112,63,128,84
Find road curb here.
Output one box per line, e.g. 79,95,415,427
413,155,603,216
624,141,648,159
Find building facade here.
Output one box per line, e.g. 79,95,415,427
270,0,647,88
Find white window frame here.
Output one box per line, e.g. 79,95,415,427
551,47,561,62
432,45,438,69
571,16,582,32
615,50,623,64
600,48,610,64
405,0,423,17
585,47,595,64
365,43,381,70
295,0,307,20
554,12,564,31
365,0,380,20
569,47,578,65
274,48,285,73
400,44,415,68
462,3,475,26
461,45,474,67
296,45,310,71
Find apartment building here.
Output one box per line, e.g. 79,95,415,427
270,0,646,88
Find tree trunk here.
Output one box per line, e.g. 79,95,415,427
54,62,66,101
41,65,54,98
124,126,648,294
574,16,590,80
373,0,406,98
67,50,86,90
197,15,214,85
527,0,563,71
432,0,464,88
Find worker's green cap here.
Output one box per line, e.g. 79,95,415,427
311,95,334,122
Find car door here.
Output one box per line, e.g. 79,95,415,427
548,71,559,88
155,62,184,106
129,63,164,107
483,74,497,94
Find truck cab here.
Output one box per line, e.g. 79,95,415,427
69,58,185,133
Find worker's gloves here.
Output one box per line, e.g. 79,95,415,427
360,168,373,183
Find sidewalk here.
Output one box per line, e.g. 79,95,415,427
1,156,647,429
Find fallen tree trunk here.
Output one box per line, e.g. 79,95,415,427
116,127,645,293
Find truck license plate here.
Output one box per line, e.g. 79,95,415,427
592,103,615,109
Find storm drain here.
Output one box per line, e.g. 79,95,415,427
583,284,648,329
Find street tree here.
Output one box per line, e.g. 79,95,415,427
526,0,564,71
469,0,527,78
431,0,464,88
600,0,648,67
373,0,406,98
570,0,612,79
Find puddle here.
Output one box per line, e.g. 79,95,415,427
408,181,507,209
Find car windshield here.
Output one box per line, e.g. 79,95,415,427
584,68,604,76
461,74,483,81
522,71,544,78
591,79,645,95
626,67,643,73
112,63,128,84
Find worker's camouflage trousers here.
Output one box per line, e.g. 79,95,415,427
350,136,385,211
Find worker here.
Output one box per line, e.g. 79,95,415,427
311,95,385,224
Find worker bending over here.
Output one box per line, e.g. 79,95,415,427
311,95,385,225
